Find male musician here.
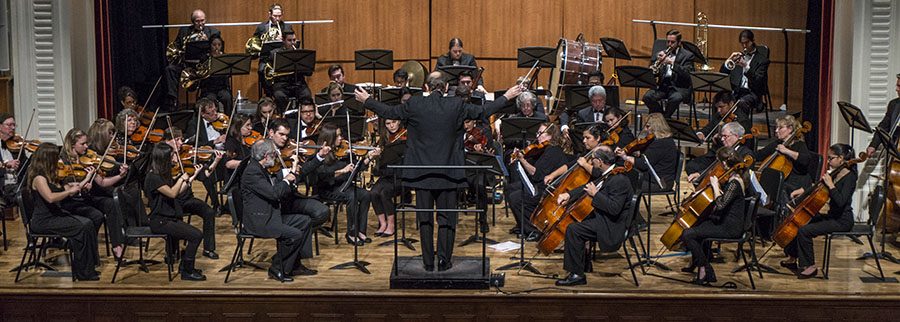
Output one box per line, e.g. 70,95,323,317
255,3,293,95
321,64,356,93
587,70,604,86
695,91,751,143
685,122,753,184
0,114,21,208
297,98,319,140
560,85,609,134
266,118,330,260
393,69,409,88
721,30,770,114
269,31,311,111
436,38,486,93
241,139,327,281
164,9,221,111
554,145,633,286
642,29,694,118
184,98,228,212
355,72,523,271
866,73,900,157
198,37,233,115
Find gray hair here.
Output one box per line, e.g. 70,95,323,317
251,138,277,161
722,122,745,137
426,71,446,92
516,91,537,108
592,145,616,165
588,85,607,99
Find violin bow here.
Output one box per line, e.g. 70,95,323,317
16,108,36,161
138,106,162,152
166,115,186,176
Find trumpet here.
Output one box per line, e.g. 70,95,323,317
725,47,752,70
650,46,675,75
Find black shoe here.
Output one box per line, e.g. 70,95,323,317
780,260,798,270
268,268,293,282
508,227,521,235
181,270,207,281
555,273,587,286
525,232,541,242
423,264,434,272
318,227,334,238
798,268,818,279
290,263,318,276
374,231,385,237
364,237,372,244
345,234,365,246
202,250,219,260
76,271,101,281
681,265,696,273
381,231,395,237
438,259,453,272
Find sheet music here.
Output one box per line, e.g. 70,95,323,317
516,162,536,197
748,170,768,205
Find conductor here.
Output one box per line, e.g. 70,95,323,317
355,72,524,271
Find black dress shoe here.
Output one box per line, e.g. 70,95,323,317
345,234,365,246
438,259,453,272
798,268,818,279
202,250,219,260
681,265,696,273
76,271,101,281
181,270,207,281
268,268,293,282
363,237,373,244
381,231,395,237
290,263,318,276
525,233,541,242
509,227,521,235
555,273,587,286
423,264,434,272
780,260,798,270
374,231,384,237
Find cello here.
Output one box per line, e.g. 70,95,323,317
772,152,867,248
692,128,757,188
535,162,633,255
756,121,812,178
530,149,595,235
660,155,754,251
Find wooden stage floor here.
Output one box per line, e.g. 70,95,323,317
1,183,900,319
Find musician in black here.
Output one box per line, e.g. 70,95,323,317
560,85,609,133
198,37,233,115
184,98,228,213
355,72,523,271
393,69,409,88
721,30,769,114
754,115,812,203
680,147,749,285
241,139,325,282
642,29,694,118
269,31,312,111
370,118,405,237
686,122,754,185
255,4,292,96
0,114,23,208
164,9,221,110
506,123,569,240
616,113,678,193
322,64,356,93
118,86,138,112
603,107,634,149
695,91,751,144
542,124,605,190
223,114,253,178
866,73,900,157
781,144,857,279
554,145,633,286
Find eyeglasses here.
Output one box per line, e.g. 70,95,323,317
828,155,841,160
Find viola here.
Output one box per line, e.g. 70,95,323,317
5,135,40,154
242,130,262,147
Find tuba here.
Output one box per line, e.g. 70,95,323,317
246,21,283,56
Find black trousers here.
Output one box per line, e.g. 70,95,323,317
370,176,399,216
733,88,761,114
682,220,741,268
181,197,217,252
123,183,149,227
31,213,99,280
272,81,311,111
164,64,184,110
642,87,690,118
783,216,852,268
269,213,311,274
415,188,458,267
562,218,597,275
60,198,105,233
92,195,125,247
506,185,541,235
284,197,330,258
322,186,371,236
149,215,202,262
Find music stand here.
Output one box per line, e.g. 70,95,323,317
666,118,702,145
322,115,367,142
260,41,281,60
209,54,252,96
690,71,731,125
517,47,557,68
380,87,423,105
616,66,656,132
601,37,631,92
492,90,519,115
568,121,602,154
437,65,476,86
564,86,592,113
459,152,502,248
355,49,394,98
183,40,211,64
837,101,873,145
495,117,544,275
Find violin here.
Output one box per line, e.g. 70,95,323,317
131,127,164,144
511,141,548,161
57,161,88,182
172,157,196,177
389,128,408,144
5,135,40,154
622,133,655,155
180,144,217,163
334,140,375,158
464,127,486,152
108,140,140,160
211,113,229,132
243,130,262,147
79,149,120,176
601,128,621,146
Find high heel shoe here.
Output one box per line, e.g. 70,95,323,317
798,267,818,279
345,234,364,246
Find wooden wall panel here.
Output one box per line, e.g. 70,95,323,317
164,0,807,112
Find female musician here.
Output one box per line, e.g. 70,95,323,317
224,114,254,173
313,123,376,245
144,142,206,281
0,113,22,208
554,145,633,286
616,113,679,193
603,107,635,149
543,124,606,186
781,144,857,279
463,119,487,153
87,118,147,229
199,37,233,115
324,81,352,116
27,142,101,281
61,128,127,258
680,147,749,285
506,122,569,239
754,115,812,201
370,118,405,237
115,109,140,146
118,86,138,112
253,98,281,135
435,38,485,93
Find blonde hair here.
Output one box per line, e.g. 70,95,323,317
645,113,672,138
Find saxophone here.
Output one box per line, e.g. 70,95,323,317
696,12,713,71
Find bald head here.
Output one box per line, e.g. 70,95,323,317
191,9,206,30
426,71,446,93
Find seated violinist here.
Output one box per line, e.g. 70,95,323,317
543,124,605,185
754,115,812,204
780,144,857,279
603,107,634,149
223,114,255,177
27,142,101,281
680,147,750,285
185,98,228,213
87,119,147,229
0,113,24,208
118,86,139,112
313,123,378,245
370,118,405,237
115,109,141,147
686,122,754,185
616,113,678,193
297,98,321,140
505,122,569,240
163,128,222,260
695,91,752,143
554,145,633,286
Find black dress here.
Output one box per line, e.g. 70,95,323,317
29,180,100,280
633,136,678,192
681,178,747,268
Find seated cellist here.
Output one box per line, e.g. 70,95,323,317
780,143,857,279
554,145,633,286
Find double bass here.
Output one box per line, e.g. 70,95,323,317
660,155,754,251
535,162,633,255
772,152,867,248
